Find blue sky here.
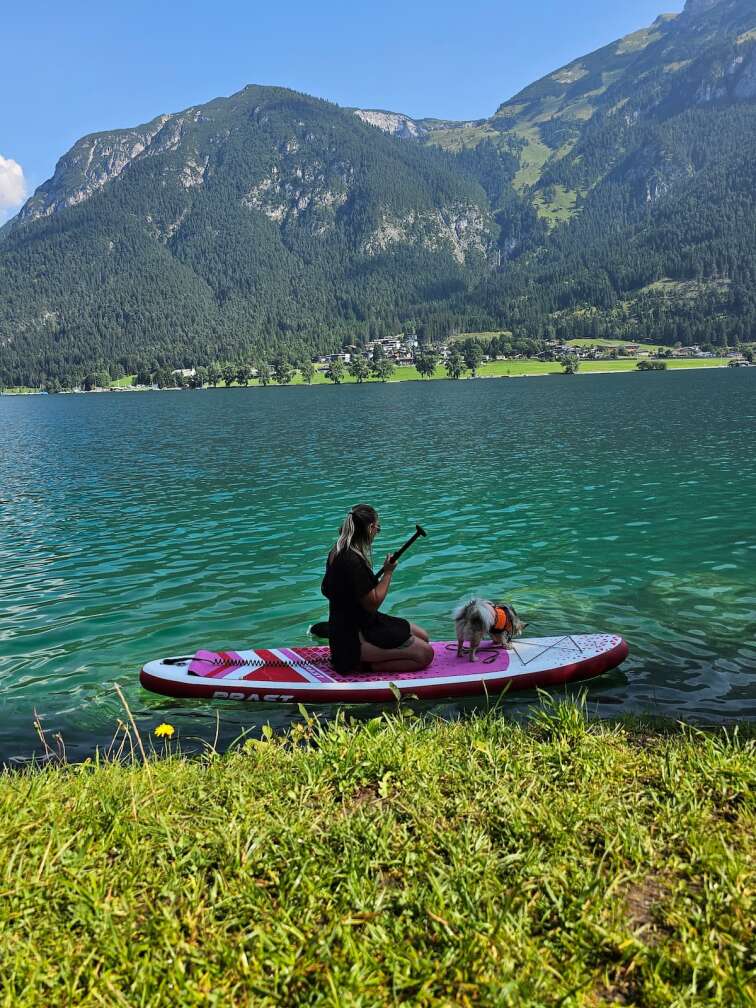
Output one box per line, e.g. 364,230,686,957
1,0,683,219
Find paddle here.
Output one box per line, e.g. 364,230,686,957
309,524,428,639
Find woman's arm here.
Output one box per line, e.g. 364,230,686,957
361,554,397,612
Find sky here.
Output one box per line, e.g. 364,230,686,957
1,0,684,222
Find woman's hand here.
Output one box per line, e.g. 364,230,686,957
383,553,398,575
362,554,397,612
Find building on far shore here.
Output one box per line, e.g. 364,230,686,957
673,346,702,357
314,353,352,365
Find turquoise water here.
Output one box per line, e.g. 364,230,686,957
1,369,754,761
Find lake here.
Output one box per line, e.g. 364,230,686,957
1,368,754,762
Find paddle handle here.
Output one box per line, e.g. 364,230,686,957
375,524,426,578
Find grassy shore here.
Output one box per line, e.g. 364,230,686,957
210,357,730,387
0,358,736,396
2,701,753,1006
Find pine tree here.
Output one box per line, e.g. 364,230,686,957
273,359,293,385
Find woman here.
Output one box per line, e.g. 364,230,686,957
321,504,434,675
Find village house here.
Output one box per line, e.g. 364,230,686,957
314,353,352,365
673,345,702,357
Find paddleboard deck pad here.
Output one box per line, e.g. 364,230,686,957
140,634,628,703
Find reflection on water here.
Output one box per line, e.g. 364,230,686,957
1,368,755,761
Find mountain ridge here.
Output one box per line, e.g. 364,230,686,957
1,0,754,386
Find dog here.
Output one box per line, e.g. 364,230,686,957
453,599,526,661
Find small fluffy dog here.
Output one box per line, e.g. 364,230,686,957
453,599,526,661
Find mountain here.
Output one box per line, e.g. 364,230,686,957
0,88,495,384
1,0,754,386
369,0,756,222
359,0,756,347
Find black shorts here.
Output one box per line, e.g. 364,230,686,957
362,613,412,651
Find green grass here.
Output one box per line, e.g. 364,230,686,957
110,375,136,388
509,125,555,192
532,185,580,227
639,278,732,303
2,700,753,1006
12,357,734,399
616,27,662,55
573,358,729,372
84,357,735,396
665,358,730,369
393,359,730,379
551,63,589,86
424,124,499,153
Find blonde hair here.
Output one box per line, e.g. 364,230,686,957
333,503,377,566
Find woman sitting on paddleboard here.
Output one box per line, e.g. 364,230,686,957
322,504,434,675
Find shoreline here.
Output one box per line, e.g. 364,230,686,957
0,361,743,396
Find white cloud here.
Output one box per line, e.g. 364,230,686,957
0,155,27,212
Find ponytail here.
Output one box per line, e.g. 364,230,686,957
333,503,377,566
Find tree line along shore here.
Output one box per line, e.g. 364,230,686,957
2,700,753,1006
2,332,753,394
2,350,749,396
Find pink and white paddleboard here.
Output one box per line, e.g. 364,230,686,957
140,634,629,704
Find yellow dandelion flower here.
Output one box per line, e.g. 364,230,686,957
155,723,175,738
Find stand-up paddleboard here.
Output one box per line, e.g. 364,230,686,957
140,634,628,704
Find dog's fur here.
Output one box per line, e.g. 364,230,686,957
453,599,526,661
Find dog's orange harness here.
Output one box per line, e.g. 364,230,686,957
490,605,512,634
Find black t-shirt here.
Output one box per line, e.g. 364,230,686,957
321,548,411,673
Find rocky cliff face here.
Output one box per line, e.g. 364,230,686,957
242,161,351,232
363,204,493,264
19,115,171,222
21,107,434,229
353,110,427,138
14,87,496,267
17,108,226,224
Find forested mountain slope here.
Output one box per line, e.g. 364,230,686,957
458,0,756,345
1,0,754,385
0,89,494,384
374,0,756,347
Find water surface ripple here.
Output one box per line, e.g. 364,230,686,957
1,369,754,760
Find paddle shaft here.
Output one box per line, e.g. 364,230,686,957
375,525,426,578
